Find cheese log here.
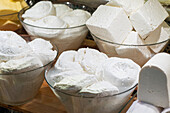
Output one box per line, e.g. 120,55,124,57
106,0,144,16
130,0,169,39
145,22,170,53
127,100,162,113
162,108,170,113
138,53,170,108
116,31,153,66
86,5,132,44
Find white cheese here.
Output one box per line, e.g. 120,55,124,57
130,0,169,39
162,108,170,113
80,81,119,97
86,5,132,44
116,31,153,66
145,22,170,53
75,48,108,75
138,53,170,108
53,4,73,17
54,74,97,93
127,100,162,113
61,9,91,27
101,57,141,91
22,1,55,20
0,31,31,62
106,0,144,16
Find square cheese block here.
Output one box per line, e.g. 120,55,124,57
127,100,162,113
145,22,170,53
130,0,169,39
106,0,144,16
138,53,170,108
116,31,152,66
86,5,132,44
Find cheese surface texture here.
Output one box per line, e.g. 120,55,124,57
138,53,170,108
127,100,162,113
130,0,169,39
86,5,132,44
106,0,144,16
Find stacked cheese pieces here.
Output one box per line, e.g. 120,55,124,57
0,0,28,31
127,53,170,113
86,0,170,66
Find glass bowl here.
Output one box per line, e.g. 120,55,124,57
91,33,170,67
45,66,137,113
0,35,58,106
0,12,22,31
18,1,93,53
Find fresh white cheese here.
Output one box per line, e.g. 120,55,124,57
54,74,97,93
22,1,55,20
130,0,169,39
61,9,91,27
53,4,73,17
162,108,170,113
116,31,153,66
86,5,132,44
138,53,170,108
145,22,170,53
106,0,144,16
101,57,141,91
127,100,162,113
80,81,119,97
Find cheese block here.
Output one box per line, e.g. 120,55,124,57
86,5,132,44
145,22,170,53
106,0,144,16
127,100,162,113
116,31,153,66
130,0,169,39
138,53,170,108
0,19,21,31
162,108,170,113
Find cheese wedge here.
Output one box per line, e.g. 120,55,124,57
138,53,170,108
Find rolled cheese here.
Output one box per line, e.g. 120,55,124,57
138,53,170,108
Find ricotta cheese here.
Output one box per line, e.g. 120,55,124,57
54,4,73,17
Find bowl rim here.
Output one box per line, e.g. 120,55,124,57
45,67,137,98
0,12,18,17
91,33,170,46
0,36,59,75
18,1,92,30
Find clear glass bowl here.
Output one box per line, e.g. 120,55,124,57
0,12,22,31
45,66,137,113
18,2,93,53
0,36,58,106
92,33,170,67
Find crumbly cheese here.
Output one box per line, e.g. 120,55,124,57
127,100,162,113
80,81,119,97
145,22,170,53
116,31,153,66
101,57,141,91
86,5,132,44
22,1,55,20
53,4,73,17
106,0,144,16
130,0,169,39
138,53,170,108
